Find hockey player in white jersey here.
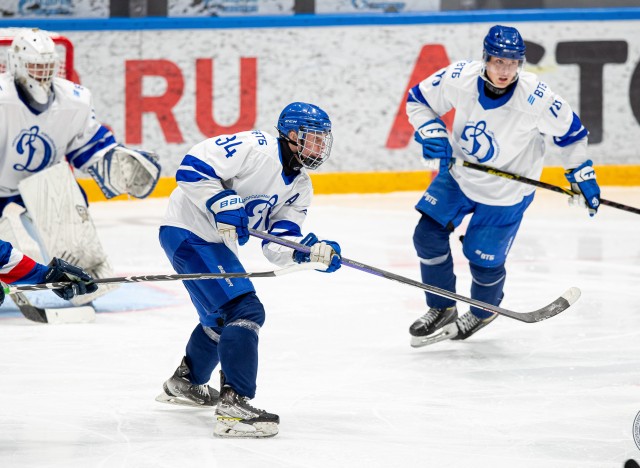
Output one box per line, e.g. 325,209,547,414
406,25,600,346
0,28,160,307
156,102,341,438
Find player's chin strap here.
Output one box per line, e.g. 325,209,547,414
450,158,640,215
249,228,580,324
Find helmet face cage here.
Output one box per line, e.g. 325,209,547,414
8,29,59,104
296,128,333,170
277,102,333,170
481,25,526,82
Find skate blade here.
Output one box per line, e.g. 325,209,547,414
410,322,459,348
214,419,278,438
155,392,216,408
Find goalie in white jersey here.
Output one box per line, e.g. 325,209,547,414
406,25,601,346
0,28,160,307
157,102,341,438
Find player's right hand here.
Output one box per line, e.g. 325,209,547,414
565,160,600,217
293,233,342,273
45,258,98,300
207,190,250,245
414,117,452,161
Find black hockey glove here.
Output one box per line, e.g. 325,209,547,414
0,281,5,306
44,258,98,300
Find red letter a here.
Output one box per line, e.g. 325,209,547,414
386,45,453,149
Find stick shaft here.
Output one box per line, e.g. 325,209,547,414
3,263,320,295
454,158,640,215
249,229,528,319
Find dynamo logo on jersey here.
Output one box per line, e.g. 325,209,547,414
13,126,55,173
460,121,497,163
245,195,279,229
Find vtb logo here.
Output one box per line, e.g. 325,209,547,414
13,126,55,173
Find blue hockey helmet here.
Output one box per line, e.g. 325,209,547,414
483,25,526,61
277,102,333,170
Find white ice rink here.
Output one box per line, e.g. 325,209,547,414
1,188,640,468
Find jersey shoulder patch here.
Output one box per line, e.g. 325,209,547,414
53,78,92,107
518,72,554,109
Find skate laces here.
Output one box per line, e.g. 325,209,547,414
456,313,480,334
420,307,450,326
194,384,210,397
419,309,441,325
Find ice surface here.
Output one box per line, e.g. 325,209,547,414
1,189,639,468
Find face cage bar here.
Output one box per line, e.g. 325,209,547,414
297,129,333,170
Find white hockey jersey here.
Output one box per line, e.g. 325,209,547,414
163,130,312,267
0,73,117,197
407,60,589,206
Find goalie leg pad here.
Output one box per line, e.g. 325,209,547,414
18,162,118,305
87,146,161,199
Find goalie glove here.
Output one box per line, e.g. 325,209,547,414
44,258,98,301
88,146,161,199
565,160,600,217
206,190,249,246
293,233,342,273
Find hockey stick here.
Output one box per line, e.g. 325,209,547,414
4,262,324,323
452,158,640,215
250,228,580,323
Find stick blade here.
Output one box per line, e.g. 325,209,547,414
44,306,96,324
523,287,581,323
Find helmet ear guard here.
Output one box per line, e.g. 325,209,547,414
276,102,333,170
7,28,59,105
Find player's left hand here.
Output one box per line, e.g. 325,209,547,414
414,118,452,161
293,233,342,273
0,281,6,306
45,258,98,300
565,160,600,217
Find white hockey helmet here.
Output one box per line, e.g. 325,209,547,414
7,28,59,104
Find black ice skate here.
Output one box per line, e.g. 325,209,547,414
451,311,498,341
214,385,279,438
155,357,219,407
409,305,458,347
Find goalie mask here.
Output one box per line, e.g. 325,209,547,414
7,28,59,105
277,102,333,170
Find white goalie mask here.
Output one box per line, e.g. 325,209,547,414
7,29,59,105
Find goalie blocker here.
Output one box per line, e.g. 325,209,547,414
87,146,161,199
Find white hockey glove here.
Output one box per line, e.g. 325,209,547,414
88,146,161,199
292,233,341,273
